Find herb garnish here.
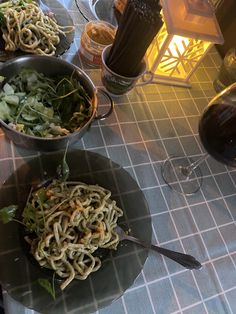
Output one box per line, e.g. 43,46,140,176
0,148,71,299
57,141,70,182
38,274,56,300
0,12,6,27
0,205,18,223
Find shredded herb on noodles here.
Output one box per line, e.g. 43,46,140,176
23,180,123,290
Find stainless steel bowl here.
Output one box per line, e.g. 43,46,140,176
0,55,113,151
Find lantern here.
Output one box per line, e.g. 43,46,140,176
146,0,224,87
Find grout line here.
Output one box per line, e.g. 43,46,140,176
161,87,208,314
138,88,183,313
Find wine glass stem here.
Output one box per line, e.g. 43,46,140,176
181,154,208,178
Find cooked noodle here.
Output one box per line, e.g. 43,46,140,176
0,0,74,55
23,180,123,290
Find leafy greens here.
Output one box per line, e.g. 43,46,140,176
0,68,93,137
0,147,71,300
0,205,18,223
38,277,56,300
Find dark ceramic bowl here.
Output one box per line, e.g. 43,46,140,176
0,149,151,314
0,55,113,151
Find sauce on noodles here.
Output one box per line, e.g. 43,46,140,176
23,180,123,290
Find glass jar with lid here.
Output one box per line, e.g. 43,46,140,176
79,20,116,67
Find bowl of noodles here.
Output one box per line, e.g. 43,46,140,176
0,55,113,151
0,149,152,314
0,0,75,60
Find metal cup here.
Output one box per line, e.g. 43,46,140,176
101,45,153,96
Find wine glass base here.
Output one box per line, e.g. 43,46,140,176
161,156,203,196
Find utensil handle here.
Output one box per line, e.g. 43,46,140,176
95,88,114,120
127,235,202,270
135,70,154,87
150,244,202,270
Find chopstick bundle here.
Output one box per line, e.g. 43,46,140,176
107,0,163,77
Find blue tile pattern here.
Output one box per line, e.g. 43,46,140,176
0,1,235,313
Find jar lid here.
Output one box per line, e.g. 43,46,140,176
85,20,116,47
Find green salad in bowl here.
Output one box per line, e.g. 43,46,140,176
0,68,92,138
0,55,113,151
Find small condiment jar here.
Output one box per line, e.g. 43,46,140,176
79,20,116,67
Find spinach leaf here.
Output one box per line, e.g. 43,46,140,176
0,205,18,224
38,278,56,300
0,12,6,27
22,203,38,233
57,142,70,182
61,154,70,182
35,188,47,206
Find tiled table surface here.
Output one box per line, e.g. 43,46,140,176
1,1,236,313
